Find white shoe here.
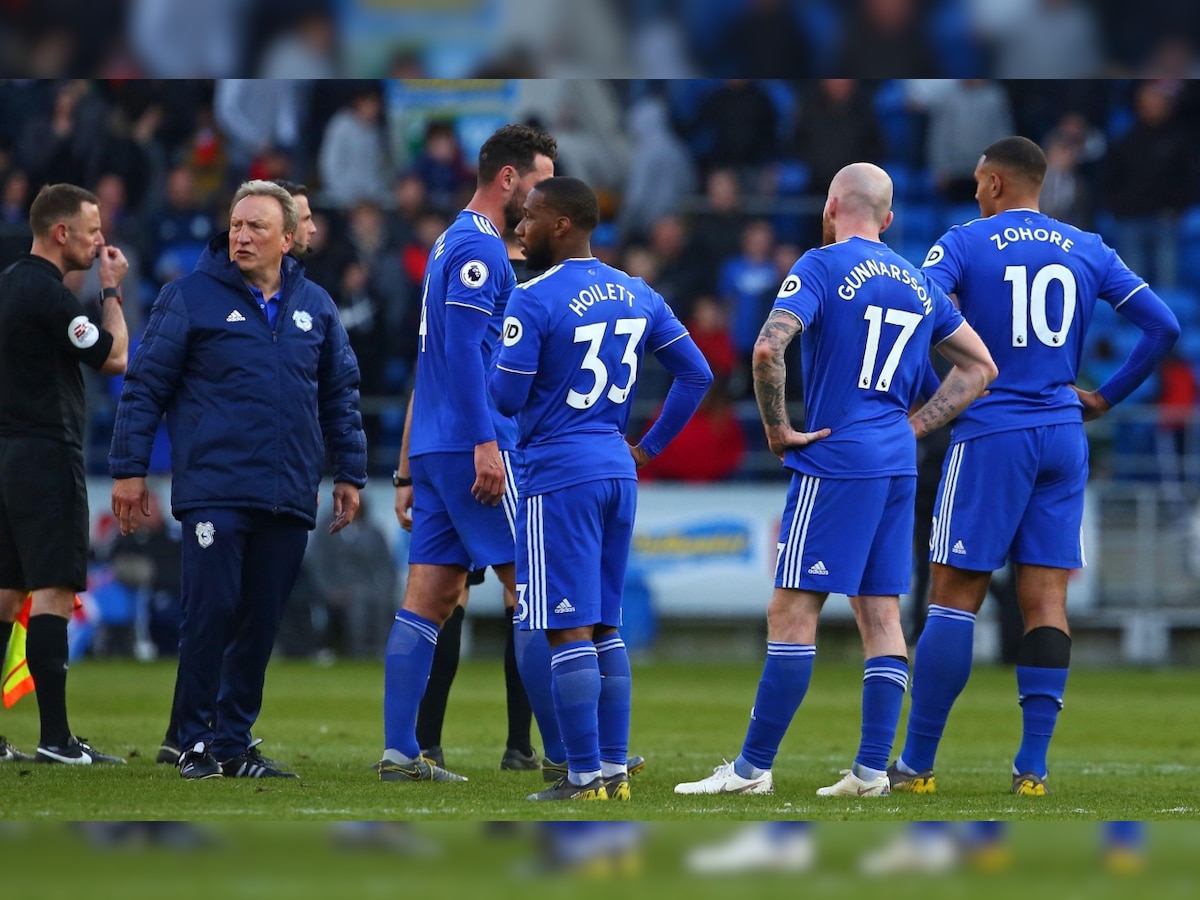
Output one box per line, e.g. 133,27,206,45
860,832,958,875
674,760,774,795
815,768,890,797
687,824,815,873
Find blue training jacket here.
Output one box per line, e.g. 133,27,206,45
109,234,367,527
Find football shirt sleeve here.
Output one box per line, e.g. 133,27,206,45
770,252,823,330
489,288,544,418
49,283,114,370
921,228,963,296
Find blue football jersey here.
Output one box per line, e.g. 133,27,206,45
410,210,518,457
494,257,688,494
775,236,964,478
923,208,1147,441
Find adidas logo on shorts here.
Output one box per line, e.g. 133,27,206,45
807,560,829,576
952,540,967,555
554,598,576,614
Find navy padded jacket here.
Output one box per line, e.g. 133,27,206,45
110,234,367,527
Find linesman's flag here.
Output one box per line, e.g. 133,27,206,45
2,593,83,708
2,594,34,708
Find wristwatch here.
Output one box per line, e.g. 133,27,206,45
100,286,121,304
392,470,412,488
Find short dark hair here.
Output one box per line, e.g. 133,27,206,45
533,176,599,232
980,136,1047,186
29,183,99,236
272,179,309,198
477,124,557,185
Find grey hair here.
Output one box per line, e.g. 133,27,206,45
230,179,299,234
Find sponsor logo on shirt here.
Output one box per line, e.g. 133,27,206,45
67,315,99,349
460,260,489,288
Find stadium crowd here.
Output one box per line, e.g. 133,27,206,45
0,77,1196,486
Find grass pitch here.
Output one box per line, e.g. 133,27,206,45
0,657,1197,821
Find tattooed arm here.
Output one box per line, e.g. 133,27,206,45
909,321,998,440
753,308,831,457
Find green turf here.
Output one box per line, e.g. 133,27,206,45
0,657,1197,821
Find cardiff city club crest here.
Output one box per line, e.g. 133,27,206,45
293,309,313,332
195,521,216,548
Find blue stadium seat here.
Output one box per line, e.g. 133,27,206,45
1155,287,1200,327
939,203,981,232
795,0,843,74
891,201,939,253
875,82,917,165
927,0,984,77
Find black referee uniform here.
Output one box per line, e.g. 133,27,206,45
0,254,114,593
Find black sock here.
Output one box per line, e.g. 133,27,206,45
0,619,12,654
504,615,534,755
26,614,71,747
416,605,463,750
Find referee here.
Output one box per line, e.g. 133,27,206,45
0,183,130,765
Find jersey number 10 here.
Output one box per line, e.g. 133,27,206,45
1005,264,1077,348
567,318,648,409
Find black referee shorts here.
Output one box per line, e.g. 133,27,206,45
0,437,90,592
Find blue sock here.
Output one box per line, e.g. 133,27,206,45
1014,665,1068,778
595,633,631,769
1103,821,1143,849
550,641,601,780
382,609,439,759
514,624,565,762
855,656,909,775
901,605,975,773
736,642,815,775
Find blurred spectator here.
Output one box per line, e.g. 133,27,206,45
301,496,399,659
616,94,696,244
982,0,1105,78
793,80,886,194
388,171,429,247
1105,81,1196,288
1155,349,1199,488
399,209,451,298
88,100,166,214
645,213,706,319
258,9,339,79
106,491,182,659
317,84,392,209
689,80,779,179
590,222,622,267
127,0,248,78
337,201,411,417
1040,129,1094,229
718,219,779,367
144,164,218,293
923,79,1015,204
838,0,937,78
0,169,32,268
639,297,745,482
687,168,750,294
213,78,303,180
791,79,886,245
725,0,810,78
181,102,229,207
515,81,629,197
66,173,147,334
16,80,107,188
408,121,474,216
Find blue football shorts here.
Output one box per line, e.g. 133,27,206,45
775,472,915,597
407,450,518,570
929,423,1088,571
516,478,636,632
